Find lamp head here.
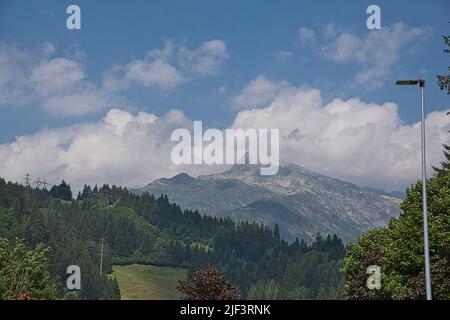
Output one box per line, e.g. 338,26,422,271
396,79,425,87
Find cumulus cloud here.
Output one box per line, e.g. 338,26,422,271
176,39,228,76
104,39,228,91
1,82,448,192
232,84,450,189
0,42,115,116
232,75,286,109
0,108,196,191
0,36,447,192
41,87,113,116
31,58,85,96
104,59,184,91
321,22,429,88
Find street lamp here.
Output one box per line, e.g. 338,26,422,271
395,79,432,300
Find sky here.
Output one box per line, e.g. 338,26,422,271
0,0,449,191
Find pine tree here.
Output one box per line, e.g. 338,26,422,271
433,31,450,176
436,33,450,94
273,224,280,241
50,180,72,201
433,133,450,176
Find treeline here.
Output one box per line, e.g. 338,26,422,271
0,179,345,299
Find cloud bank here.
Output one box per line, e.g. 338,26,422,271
0,79,448,192
232,81,449,189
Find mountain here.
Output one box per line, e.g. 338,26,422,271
133,163,402,242
362,186,406,200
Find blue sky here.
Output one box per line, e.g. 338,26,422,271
1,0,448,140
0,0,449,190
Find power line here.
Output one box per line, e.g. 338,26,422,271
33,178,51,190
50,211,110,277
99,238,105,276
24,172,31,187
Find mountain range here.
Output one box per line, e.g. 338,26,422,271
133,163,403,242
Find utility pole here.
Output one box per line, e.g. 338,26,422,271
24,172,31,187
42,179,51,190
33,178,51,190
34,178,42,189
99,238,105,276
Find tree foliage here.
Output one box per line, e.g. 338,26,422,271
436,32,450,94
50,180,72,201
0,237,57,300
178,264,240,300
343,141,450,300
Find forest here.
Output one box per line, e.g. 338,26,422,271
0,178,345,300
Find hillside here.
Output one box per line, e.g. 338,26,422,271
112,264,187,300
0,177,346,300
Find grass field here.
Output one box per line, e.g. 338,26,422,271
111,264,188,300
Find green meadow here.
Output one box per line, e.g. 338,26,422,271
111,264,187,300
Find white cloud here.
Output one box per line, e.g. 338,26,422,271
104,59,184,91
232,75,286,109
2,82,448,192
126,59,181,88
31,58,85,96
177,39,228,76
0,42,115,116
232,83,450,189
0,39,228,116
322,23,337,38
1,77,449,192
41,42,56,55
104,39,228,91
0,36,447,192
0,42,33,106
41,87,113,116
0,108,196,191
321,22,429,88
299,27,316,43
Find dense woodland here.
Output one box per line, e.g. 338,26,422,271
0,177,345,300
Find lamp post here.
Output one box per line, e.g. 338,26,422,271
395,79,432,300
